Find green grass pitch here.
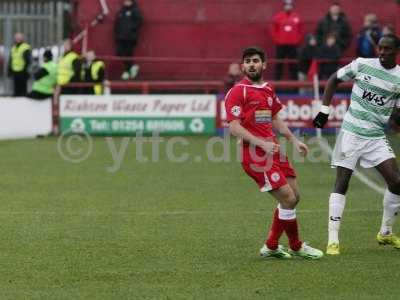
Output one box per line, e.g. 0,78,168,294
0,134,399,299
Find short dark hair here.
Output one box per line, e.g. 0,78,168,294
242,46,266,62
381,34,400,48
43,49,53,60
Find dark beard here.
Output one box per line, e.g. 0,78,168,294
245,71,262,82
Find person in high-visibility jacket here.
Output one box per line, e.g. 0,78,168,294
57,39,82,94
83,50,106,95
7,32,31,96
27,49,57,100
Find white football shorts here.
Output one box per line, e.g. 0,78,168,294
331,130,395,170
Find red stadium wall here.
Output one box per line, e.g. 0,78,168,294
73,0,400,80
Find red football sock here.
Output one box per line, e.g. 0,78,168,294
266,208,284,250
282,218,302,251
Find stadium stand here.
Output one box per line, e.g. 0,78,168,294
73,0,400,81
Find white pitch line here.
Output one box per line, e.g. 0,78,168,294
317,138,385,195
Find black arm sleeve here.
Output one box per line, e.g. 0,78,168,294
132,6,143,29
342,21,353,51
7,54,12,76
95,67,105,83
23,49,32,71
70,58,82,82
33,68,49,80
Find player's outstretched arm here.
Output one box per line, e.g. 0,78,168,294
272,114,308,156
228,120,280,154
313,72,343,128
321,72,342,106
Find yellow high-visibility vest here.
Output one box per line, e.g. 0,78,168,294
91,60,105,95
32,61,58,95
11,42,31,72
57,51,79,85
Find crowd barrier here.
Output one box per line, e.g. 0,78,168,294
51,80,352,136
0,78,353,140
0,98,52,140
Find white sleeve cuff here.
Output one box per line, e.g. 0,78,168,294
320,105,330,114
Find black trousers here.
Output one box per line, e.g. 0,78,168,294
274,45,298,80
12,72,29,96
27,90,52,100
61,86,80,95
115,39,137,72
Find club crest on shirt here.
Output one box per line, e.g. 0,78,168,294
231,106,241,117
271,172,280,182
267,97,273,107
363,75,372,82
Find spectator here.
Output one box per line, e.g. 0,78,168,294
224,62,242,91
316,2,352,53
114,0,143,80
62,2,73,39
83,50,106,95
28,49,57,100
318,33,341,80
270,0,303,80
298,34,319,80
297,34,318,94
57,39,82,94
7,32,31,97
356,14,381,58
382,25,395,35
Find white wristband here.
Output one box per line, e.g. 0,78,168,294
320,105,330,114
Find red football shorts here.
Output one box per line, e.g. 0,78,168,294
241,145,296,192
